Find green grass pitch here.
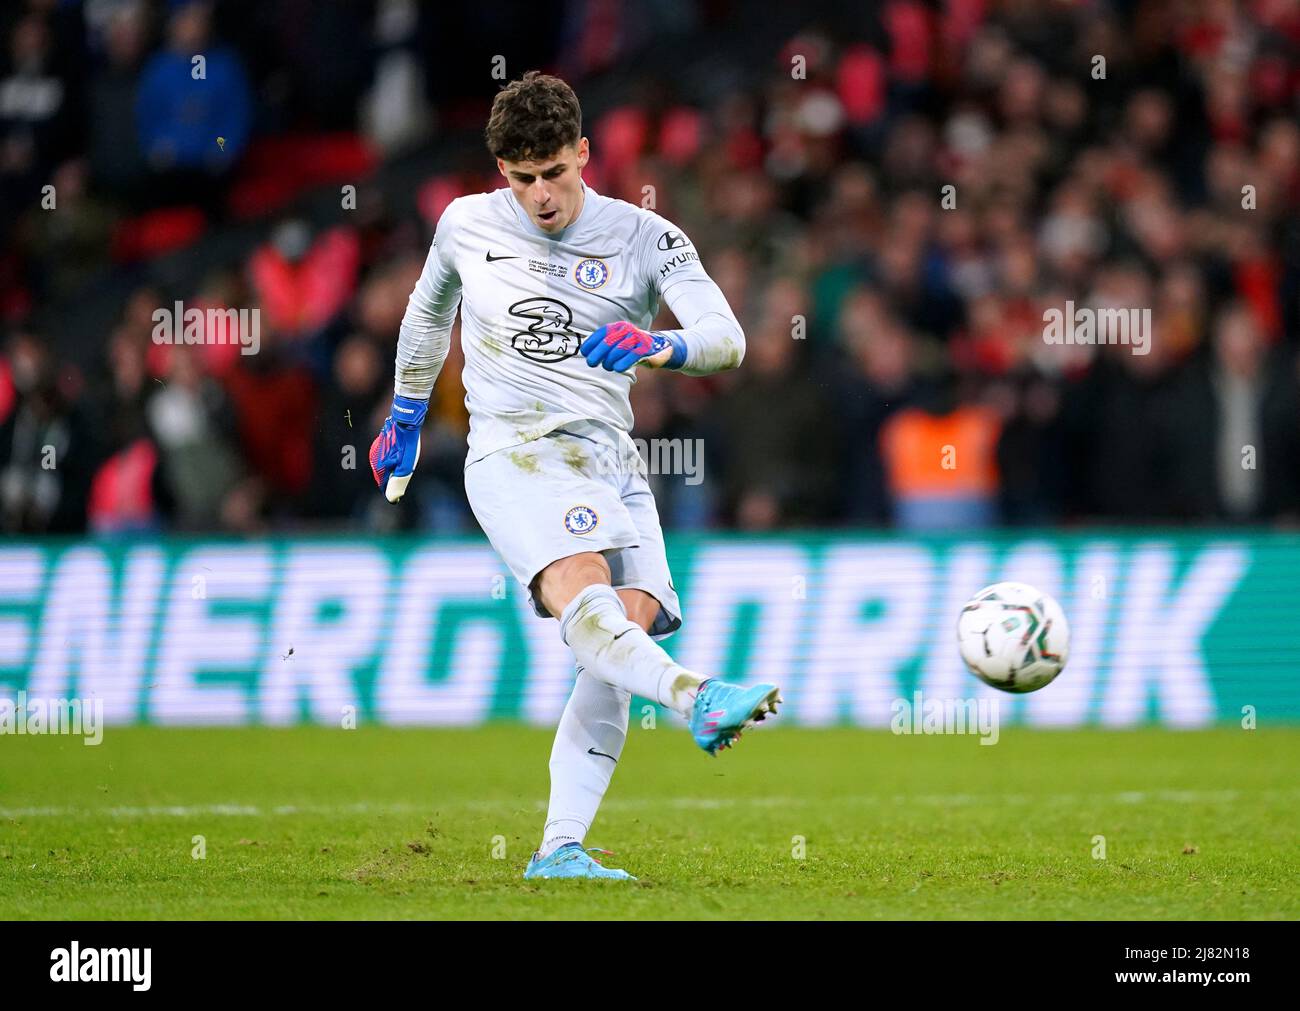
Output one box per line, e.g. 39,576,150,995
2,724,1297,919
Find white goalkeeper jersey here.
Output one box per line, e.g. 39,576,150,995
394,180,744,465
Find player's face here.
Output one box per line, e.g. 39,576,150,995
498,138,589,233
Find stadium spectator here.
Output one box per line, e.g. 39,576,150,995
146,343,242,529
879,376,1003,531
833,288,922,525
0,11,82,244
307,333,387,525
705,318,840,529
1199,303,1300,521
0,331,93,533
248,219,361,344
134,0,251,210
87,1,149,201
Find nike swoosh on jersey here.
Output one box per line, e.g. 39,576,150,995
485,251,519,262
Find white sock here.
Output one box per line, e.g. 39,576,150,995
539,663,630,859
558,583,703,718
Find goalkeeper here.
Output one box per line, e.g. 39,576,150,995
371,72,781,880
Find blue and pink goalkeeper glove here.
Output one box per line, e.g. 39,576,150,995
369,394,428,502
580,321,686,372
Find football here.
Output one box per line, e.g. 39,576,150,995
956,581,1070,693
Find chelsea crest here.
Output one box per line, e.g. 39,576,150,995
574,258,610,290
564,505,599,535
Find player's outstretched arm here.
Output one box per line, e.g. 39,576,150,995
577,287,744,375
578,217,744,377
652,275,746,376
372,201,463,502
632,216,745,376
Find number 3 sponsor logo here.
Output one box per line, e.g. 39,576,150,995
507,297,583,362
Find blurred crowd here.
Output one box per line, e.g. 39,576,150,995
1,0,1298,535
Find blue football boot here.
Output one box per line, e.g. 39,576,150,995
523,843,637,880
689,678,782,755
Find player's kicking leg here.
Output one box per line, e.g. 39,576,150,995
537,552,782,756
522,554,781,880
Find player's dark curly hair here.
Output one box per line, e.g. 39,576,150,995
485,71,583,163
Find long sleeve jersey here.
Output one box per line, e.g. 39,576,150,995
394,180,745,464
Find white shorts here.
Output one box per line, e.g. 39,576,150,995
463,419,682,638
